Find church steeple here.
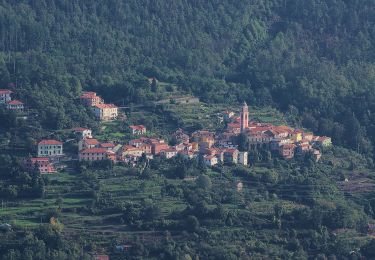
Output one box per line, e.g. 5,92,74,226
240,101,249,132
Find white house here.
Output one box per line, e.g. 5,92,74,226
6,100,24,110
129,125,147,135
73,127,93,140
0,89,12,105
160,148,177,159
38,140,63,158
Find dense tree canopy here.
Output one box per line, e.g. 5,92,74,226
1,0,375,158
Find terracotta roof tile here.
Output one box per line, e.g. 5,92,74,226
7,100,23,105
38,139,63,145
0,89,12,95
80,148,108,153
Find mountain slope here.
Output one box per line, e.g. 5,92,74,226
1,0,375,156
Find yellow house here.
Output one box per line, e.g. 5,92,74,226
292,130,303,142
91,104,118,121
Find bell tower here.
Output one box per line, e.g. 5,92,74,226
240,101,249,132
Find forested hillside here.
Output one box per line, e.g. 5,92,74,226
1,0,375,160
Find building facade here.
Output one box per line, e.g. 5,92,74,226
79,148,116,162
0,89,12,105
80,92,102,107
73,127,93,140
24,157,56,174
160,148,178,159
91,104,118,121
129,125,147,135
6,100,24,110
238,151,248,166
38,140,63,157
78,138,100,151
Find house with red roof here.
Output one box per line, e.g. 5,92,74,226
302,132,314,141
227,122,241,134
6,100,24,110
151,142,170,155
91,103,118,121
99,142,116,150
295,139,313,155
264,127,290,139
313,136,332,148
139,144,152,154
72,127,92,140
94,255,109,260
79,148,116,162
0,89,12,104
129,125,147,135
80,92,103,107
37,140,63,158
24,157,56,174
160,148,178,159
129,138,145,147
119,145,153,162
279,144,296,159
174,143,187,152
78,138,100,151
171,128,190,144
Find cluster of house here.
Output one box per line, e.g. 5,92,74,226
80,91,118,121
23,139,64,174
220,102,331,161
0,89,24,111
22,102,332,174
76,125,182,165
75,124,249,167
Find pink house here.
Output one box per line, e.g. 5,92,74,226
24,157,56,174
79,148,116,162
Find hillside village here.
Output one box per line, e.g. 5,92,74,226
14,89,332,175
2,2,375,259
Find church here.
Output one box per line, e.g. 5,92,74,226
240,101,249,132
